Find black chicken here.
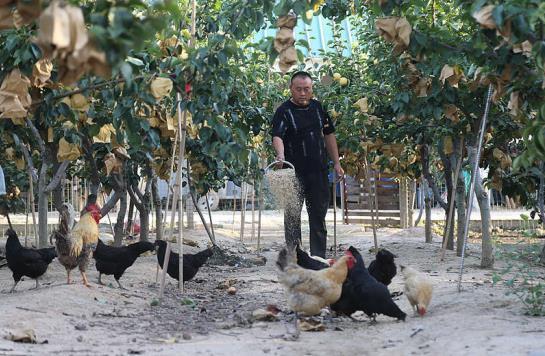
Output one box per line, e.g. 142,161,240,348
93,239,155,289
295,245,330,270
368,248,397,286
331,246,406,321
5,229,57,292
155,240,213,282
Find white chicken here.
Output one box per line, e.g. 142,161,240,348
400,265,433,316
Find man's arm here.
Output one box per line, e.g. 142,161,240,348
324,133,344,179
273,136,285,168
273,136,285,160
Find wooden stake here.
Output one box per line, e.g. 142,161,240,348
25,189,29,247
363,156,378,250
205,193,216,243
332,174,337,257
175,92,188,292
102,191,115,236
240,182,245,242
251,180,256,242
257,178,264,253
374,172,380,225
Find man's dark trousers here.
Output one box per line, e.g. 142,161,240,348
284,169,329,258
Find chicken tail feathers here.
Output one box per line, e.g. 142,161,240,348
70,236,83,257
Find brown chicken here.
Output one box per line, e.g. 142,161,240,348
51,201,101,287
400,265,433,316
276,247,355,316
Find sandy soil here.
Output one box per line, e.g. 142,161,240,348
0,216,545,356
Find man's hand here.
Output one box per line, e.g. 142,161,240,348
275,154,285,169
333,162,344,182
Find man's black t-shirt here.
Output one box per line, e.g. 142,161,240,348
271,99,335,174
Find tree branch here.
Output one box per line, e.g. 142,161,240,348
420,144,448,211
30,75,145,108
80,135,101,190
45,160,69,193
25,118,46,154
101,191,121,217
127,183,144,210
12,134,38,181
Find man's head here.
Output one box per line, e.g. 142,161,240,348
289,71,313,107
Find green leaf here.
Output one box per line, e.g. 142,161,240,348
126,56,144,66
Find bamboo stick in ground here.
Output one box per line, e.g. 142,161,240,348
175,92,188,292
251,180,256,242
332,174,337,257
206,194,216,243
102,192,115,236
363,156,378,251
257,179,263,253
25,190,29,247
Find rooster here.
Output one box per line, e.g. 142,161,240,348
400,265,433,316
276,246,355,318
51,200,101,287
5,229,57,292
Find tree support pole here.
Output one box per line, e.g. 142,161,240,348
458,85,493,292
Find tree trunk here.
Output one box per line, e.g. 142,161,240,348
420,144,448,211
114,192,127,246
37,179,48,248
152,177,163,241
439,144,455,250
186,195,194,229
139,206,150,242
456,173,467,256
51,162,64,212
127,174,152,242
126,201,135,235
468,147,494,267
424,183,432,243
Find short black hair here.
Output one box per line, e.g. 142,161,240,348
87,194,97,205
290,71,312,84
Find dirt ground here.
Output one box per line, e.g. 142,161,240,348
1,215,545,356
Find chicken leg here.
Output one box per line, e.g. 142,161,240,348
98,273,104,285
81,271,91,288
9,280,20,293
66,269,72,284
115,279,127,290
33,278,40,289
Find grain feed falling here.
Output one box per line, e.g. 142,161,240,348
264,168,301,210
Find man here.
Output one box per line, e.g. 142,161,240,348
271,71,344,258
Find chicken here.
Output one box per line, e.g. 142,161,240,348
368,248,397,286
331,246,406,321
276,247,355,316
5,229,57,292
154,240,213,282
94,239,155,289
295,245,331,270
52,201,101,287
400,265,433,316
